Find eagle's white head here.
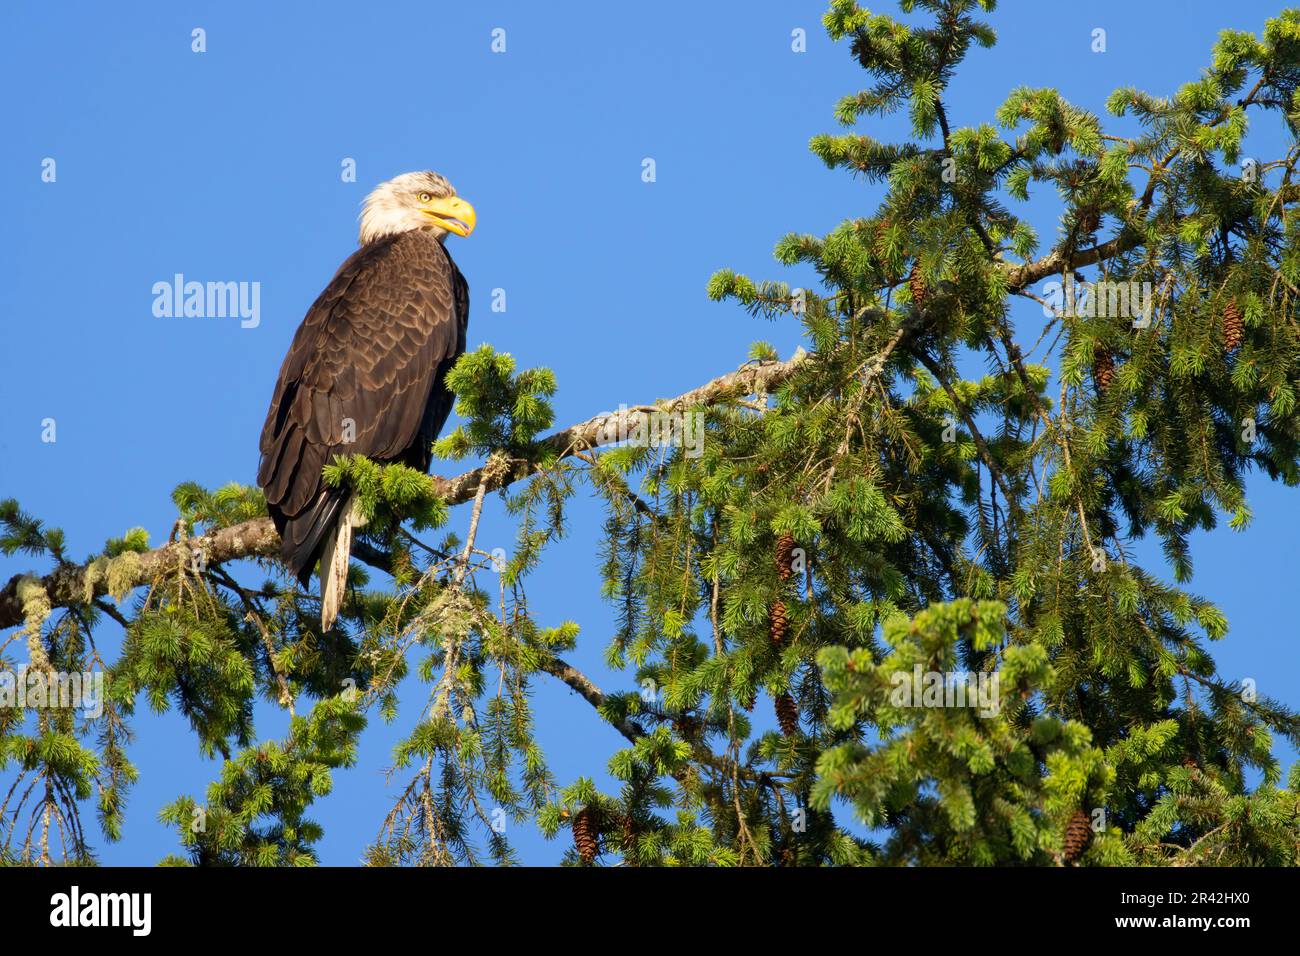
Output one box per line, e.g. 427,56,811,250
358,171,476,246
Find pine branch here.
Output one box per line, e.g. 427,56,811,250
1003,72,1272,294
0,352,811,631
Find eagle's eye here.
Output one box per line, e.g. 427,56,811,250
418,192,432,203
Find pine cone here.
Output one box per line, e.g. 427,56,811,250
775,692,799,737
909,261,928,312
1223,299,1244,353
1063,809,1093,864
769,598,788,648
1092,348,1115,392
572,807,599,865
1077,208,1100,237
775,532,794,582
872,220,888,247
621,814,637,854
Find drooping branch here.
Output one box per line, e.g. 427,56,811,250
0,352,810,631
537,652,791,787
537,654,645,744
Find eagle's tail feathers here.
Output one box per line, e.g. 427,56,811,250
320,494,356,632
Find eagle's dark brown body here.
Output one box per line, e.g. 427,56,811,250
257,229,469,591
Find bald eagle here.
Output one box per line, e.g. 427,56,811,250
257,171,474,630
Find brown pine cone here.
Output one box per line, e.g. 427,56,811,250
775,692,799,737
1063,809,1093,864
769,599,789,648
572,807,599,865
621,814,637,854
775,532,794,581
1092,348,1115,392
1077,208,1100,237
909,261,927,312
1223,299,1244,353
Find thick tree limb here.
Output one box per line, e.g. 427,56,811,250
1003,231,1141,292
0,518,284,632
0,353,809,631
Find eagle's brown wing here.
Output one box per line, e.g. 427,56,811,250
258,229,466,585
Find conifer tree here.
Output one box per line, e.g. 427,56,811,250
4,0,1300,866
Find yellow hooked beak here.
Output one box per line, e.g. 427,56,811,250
422,195,476,237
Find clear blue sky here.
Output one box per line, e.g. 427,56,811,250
1,0,1296,865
